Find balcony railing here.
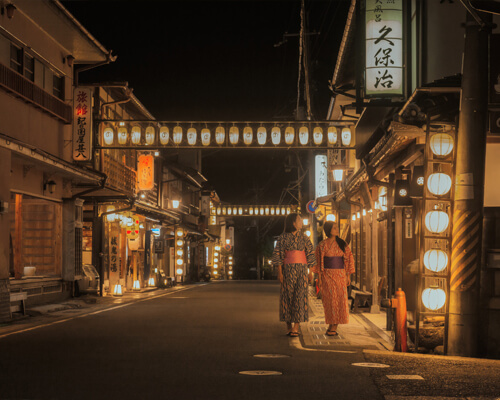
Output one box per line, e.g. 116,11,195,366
0,63,71,123
103,154,137,195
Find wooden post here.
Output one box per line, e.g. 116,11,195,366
371,187,380,313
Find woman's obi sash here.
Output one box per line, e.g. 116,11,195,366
284,250,307,265
323,256,344,269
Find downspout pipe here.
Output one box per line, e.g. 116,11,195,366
71,176,107,200
100,87,133,117
75,51,117,87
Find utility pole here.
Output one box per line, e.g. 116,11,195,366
448,10,491,357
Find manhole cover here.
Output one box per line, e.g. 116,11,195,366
351,363,390,368
253,354,290,358
239,370,282,376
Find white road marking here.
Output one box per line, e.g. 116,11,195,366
239,370,282,376
352,362,391,368
0,285,200,340
289,336,357,354
386,375,424,380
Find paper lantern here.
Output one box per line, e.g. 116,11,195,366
270,207,275,215
201,128,211,146
113,284,123,296
378,186,388,211
103,127,114,145
243,127,253,145
176,239,183,246
118,127,128,144
422,287,446,310
427,173,452,196
106,206,116,222
425,210,449,233
187,128,197,146
131,126,141,144
137,154,154,190
229,126,239,144
430,133,454,156
215,126,225,145
257,127,267,145
285,126,295,145
326,214,336,222
173,126,183,145
299,126,309,145
271,127,281,145
176,268,183,274
133,280,141,290
249,207,254,215
424,249,448,273
145,126,155,145
327,126,338,145
227,207,232,215
238,207,243,215
313,127,323,145
341,127,352,146
333,169,344,182
159,126,169,145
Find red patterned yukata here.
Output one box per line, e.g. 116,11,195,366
312,238,355,325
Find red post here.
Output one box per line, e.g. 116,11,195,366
391,288,408,352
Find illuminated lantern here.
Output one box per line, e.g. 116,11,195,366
265,206,270,215
233,207,237,214
352,214,356,221
145,126,155,145
187,128,197,146
260,207,264,215
118,127,128,145
333,169,343,182
305,230,311,237
326,214,336,222
229,126,239,145
243,126,253,145
257,127,267,145
286,207,291,214
176,239,184,246
176,228,184,237
270,207,275,215
216,126,225,145
228,207,232,215
341,127,352,146
249,207,254,215
216,207,221,215
313,127,323,145
424,249,448,273
303,218,309,226
172,200,180,209
285,126,295,145
106,206,116,222
327,126,338,145
378,186,388,211
427,173,452,196
133,280,140,290
137,154,154,190
130,126,141,144
201,128,211,146
271,127,281,145
148,277,155,287
159,126,169,145
173,126,183,145
430,133,454,157
177,249,183,256
425,209,449,233
238,207,243,215
222,207,227,215
422,287,446,310
281,207,286,215
176,268,183,274
103,127,114,145
299,126,309,145
113,284,123,296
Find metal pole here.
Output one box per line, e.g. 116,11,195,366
386,174,395,331
448,11,491,357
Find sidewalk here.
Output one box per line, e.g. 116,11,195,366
301,286,394,351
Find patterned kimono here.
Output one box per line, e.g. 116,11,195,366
272,231,316,323
312,238,355,325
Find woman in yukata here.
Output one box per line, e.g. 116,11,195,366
272,213,316,337
312,221,355,337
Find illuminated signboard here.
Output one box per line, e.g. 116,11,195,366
97,121,353,149
73,87,93,161
365,0,403,96
315,155,328,198
137,154,154,190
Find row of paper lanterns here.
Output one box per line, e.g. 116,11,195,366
175,228,185,276
212,205,294,216
101,124,353,147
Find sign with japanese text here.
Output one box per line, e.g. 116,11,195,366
108,226,121,286
137,154,155,190
365,0,404,96
315,155,328,198
73,87,93,161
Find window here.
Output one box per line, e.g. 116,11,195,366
10,43,22,73
53,73,64,99
24,53,34,81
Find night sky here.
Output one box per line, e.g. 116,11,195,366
63,1,349,238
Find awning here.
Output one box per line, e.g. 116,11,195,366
134,201,181,223
1,131,104,185
166,162,208,189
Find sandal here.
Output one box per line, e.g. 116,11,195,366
289,331,300,337
326,330,338,337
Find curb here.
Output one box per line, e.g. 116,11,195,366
363,349,500,365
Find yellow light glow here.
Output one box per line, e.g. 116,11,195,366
424,249,448,272
238,207,243,215
243,126,253,145
425,210,449,233
187,128,197,146
363,209,367,216
172,200,180,209
214,258,218,263
214,252,219,257
265,206,269,215
326,214,336,222
285,126,295,145
229,261,233,265
145,126,155,145
133,280,141,290
333,169,343,182
177,249,183,256
229,126,239,145
303,218,309,225
215,245,221,251
113,284,123,296
131,126,141,144
103,127,114,145
176,268,183,275
352,214,356,221
176,239,184,246
119,121,126,127
229,271,233,275
427,173,452,196
305,230,311,237
327,126,338,145
173,126,183,145
201,128,211,146
257,127,267,145
299,126,309,145
214,270,218,275
357,212,360,218
160,126,169,145
341,127,352,146
176,259,183,266
118,127,128,144
176,229,184,237
214,264,218,269
313,126,323,145
216,126,225,145
271,127,281,145
249,208,254,215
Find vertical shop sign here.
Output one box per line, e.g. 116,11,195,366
138,154,154,190
365,0,403,96
73,87,92,161
108,226,121,287
315,155,328,198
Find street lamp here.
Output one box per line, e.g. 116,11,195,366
333,169,344,182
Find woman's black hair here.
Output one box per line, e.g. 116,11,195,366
324,221,347,252
284,213,300,233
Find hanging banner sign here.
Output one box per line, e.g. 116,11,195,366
315,155,328,198
73,87,93,161
365,0,404,97
108,226,121,290
137,154,154,190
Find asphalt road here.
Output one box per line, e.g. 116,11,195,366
1,281,381,400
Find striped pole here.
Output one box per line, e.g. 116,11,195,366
448,11,490,357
